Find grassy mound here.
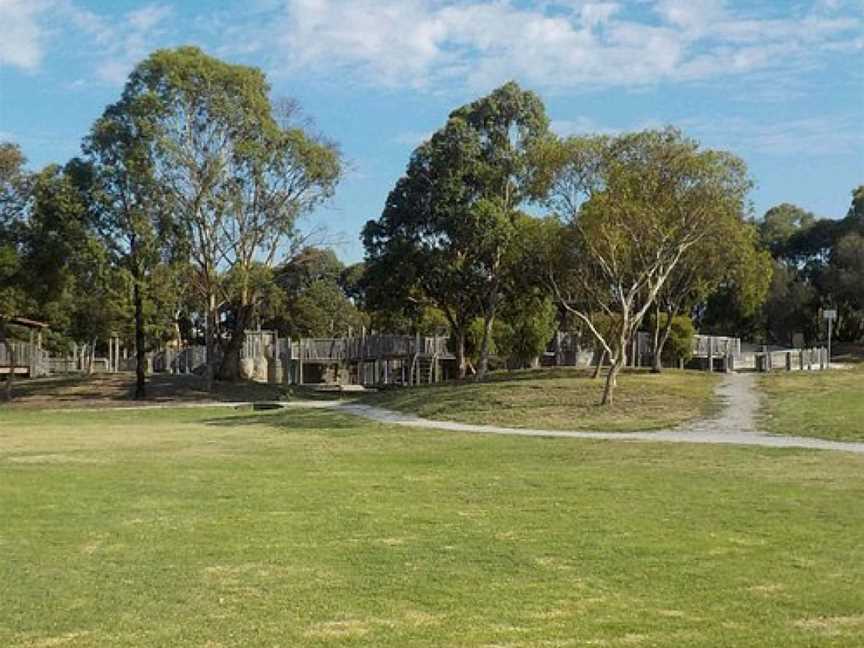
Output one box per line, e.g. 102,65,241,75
364,367,721,432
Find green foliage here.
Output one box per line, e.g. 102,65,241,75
544,127,752,400
266,247,367,338
282,280,367,338
496,296,558,368
741,188,864,344
657,314,696,364
759,203,816,256
363,82,552,376
100,46,341,380
762,262,819,346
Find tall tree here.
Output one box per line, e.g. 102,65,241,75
363,81,550,379
544,128,751,404
113,47,340,384
85,88,167,399
0,142,31,401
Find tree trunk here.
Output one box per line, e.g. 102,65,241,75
217,303,255,382
653,314,675,374
455,330,467,379
651,304,663,373
592,348,606,379
475,311,496,382
600,342,627,406
88,338,97,375
205,292,216,392
133,279,147,399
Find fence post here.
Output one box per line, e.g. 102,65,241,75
707,338,714,372
298,339,304,385
785,351,792,371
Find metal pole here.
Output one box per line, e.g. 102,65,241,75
827,317,832,369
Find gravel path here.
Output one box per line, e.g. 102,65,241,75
331,373,864,455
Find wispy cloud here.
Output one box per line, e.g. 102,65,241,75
70,3,175,85
680,114,864,157
551,116,619,137
260,0,863,92
0,0,175,86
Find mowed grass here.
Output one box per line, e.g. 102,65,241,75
2,407,864,647
364,367,721,431
759,362,864,441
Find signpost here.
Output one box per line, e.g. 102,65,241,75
823,309,836,368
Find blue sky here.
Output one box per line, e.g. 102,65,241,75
1,0,862,262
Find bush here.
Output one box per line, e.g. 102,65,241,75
659,314,696,364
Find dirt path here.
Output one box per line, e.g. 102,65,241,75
331,373,864,454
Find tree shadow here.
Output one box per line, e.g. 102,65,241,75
1,372,291,407
201,408,362,431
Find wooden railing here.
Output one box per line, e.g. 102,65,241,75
289,335,452,362
693,335,741,358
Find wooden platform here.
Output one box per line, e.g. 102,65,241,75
0,366,31,376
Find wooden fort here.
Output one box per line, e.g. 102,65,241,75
287,334,456,386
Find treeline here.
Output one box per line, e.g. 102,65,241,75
1,47,341,399
1,48,861,404
360,83,861,403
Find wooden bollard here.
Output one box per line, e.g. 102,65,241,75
786,351,792,371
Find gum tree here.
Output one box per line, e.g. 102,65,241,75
544,128,752,404
363,82,551,379
107,47,340,384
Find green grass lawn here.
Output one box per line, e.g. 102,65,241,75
364,367,721,431
2,406,863,647
759,363,864,442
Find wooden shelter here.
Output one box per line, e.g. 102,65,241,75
0,316,50,378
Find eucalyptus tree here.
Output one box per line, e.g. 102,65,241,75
363,82,551,379
85,89,167,399
0,142,31,319
113,47,340,383
544,128,752,404
0,142,31,401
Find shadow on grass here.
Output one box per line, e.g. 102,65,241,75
202,408,362,432
1,373,291,407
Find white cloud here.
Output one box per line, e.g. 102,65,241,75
0,0,51,70
263,0,863,91
0,0,174,85
680,114,864,156
85,3,175,85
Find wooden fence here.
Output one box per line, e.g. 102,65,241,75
0,341,50,377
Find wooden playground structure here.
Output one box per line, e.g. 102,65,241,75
0,317,50,379
1,320,832,389
288,334,456,386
